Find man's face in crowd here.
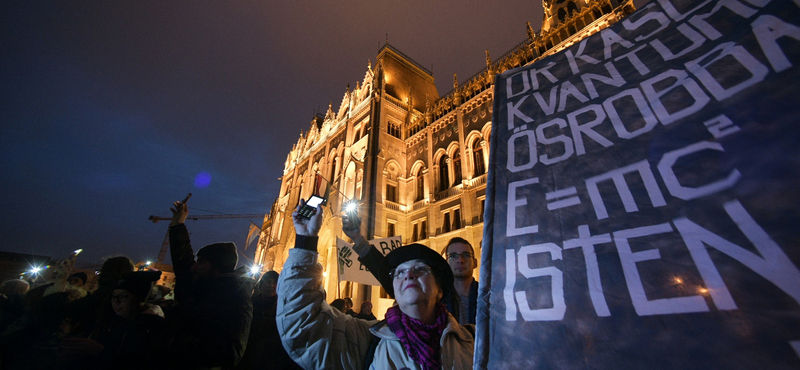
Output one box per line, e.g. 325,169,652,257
111,289,137,319
446,242,476,279
261,278,278,298
67,277,85,288
191,257,218,280
361,302,372,314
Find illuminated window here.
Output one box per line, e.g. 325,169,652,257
473,141,485,176
386,184,397,203
453,150,462,185
415,167,425,201
439,155,449,192
411,219,427,241
388,121,402,139
330,156,338,182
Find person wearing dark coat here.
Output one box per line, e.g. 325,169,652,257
354,301,377,321
342,213,478,323
0,280,29,332
58,270,166,370
330,299,346,312
165,199,254,369
67,256,136,337
235,271,302,370
342,297,357,316
0,257,134,370
442,237,479,325
67,272,88,289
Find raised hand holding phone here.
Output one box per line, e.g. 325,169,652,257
297,195,325,219
170,193,191,227
293,198,323,236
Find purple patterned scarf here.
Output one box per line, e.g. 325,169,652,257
385,303,448,370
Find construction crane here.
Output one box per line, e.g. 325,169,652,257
149,213,266,265
148,214,264,223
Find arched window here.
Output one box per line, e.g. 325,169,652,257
353,124,362,143
567,1,578,15
285,179,293,196
330,156,338,182
452,150,462,185
344,162,356,199
473,140,485,176
355,170,363,199
558,8,567,22
415,167,425,202
438,155,450,192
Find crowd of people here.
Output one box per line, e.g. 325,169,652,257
0,197,480,369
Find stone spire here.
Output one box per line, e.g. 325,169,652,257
485,50,494,85
453,74,461,106
526,21,535,42
425,93,432,125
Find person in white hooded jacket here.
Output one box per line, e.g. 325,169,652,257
276,199,474,370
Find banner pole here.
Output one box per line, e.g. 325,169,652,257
335,240,342,299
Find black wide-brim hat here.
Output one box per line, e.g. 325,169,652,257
378,243,453,299
114,270,162,302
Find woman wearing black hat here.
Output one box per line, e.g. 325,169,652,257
276,199,474,369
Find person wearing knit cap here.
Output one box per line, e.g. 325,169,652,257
355,301,377,321
166,198,254,369
196,242,239,275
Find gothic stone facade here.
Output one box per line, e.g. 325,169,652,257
254,0,635,314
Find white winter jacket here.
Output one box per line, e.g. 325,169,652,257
277,247,475,370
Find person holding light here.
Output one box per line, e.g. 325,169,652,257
276,198,474,369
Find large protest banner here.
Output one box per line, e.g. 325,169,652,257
476,0,800,368
336,236,402,285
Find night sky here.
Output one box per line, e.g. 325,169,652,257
1,1,645,266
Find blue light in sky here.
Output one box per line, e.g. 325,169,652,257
194,172,212,188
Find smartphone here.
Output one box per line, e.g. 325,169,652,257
182,193,192,204
298,195,325,219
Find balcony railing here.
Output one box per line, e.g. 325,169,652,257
384,201,402,212
466,174,487,188
412,199,428,211
434,184,463,201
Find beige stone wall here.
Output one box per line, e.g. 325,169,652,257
254,0,635,310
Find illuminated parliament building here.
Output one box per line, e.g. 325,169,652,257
254,0,635,315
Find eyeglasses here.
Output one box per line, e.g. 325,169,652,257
111,294,132,303
389,265,432,280
447,252,473,260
